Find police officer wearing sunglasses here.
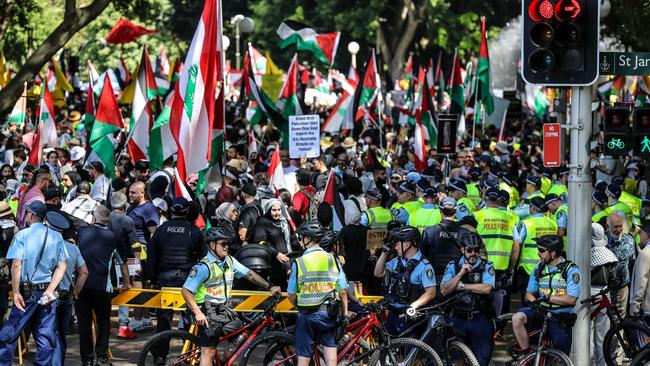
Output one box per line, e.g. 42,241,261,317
440,229,495,366
511,235,580,356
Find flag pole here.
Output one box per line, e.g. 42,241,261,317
472,73,479,147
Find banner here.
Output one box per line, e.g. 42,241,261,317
289,114,320,158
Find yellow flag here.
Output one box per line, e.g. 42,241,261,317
120,63,140,105
0,52,8,88
262,52,283,102
50,58,73,107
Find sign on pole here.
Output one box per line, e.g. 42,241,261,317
543,123,561,167
437,114,459,154
289,114,321,159
600,52,650,76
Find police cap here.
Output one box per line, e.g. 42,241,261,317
447,179,467,194
606,183,622,199
592,191,607,207
397,181,416,195
545,193,560,205
499,189,510,203
45,211,70,232
529,196,547,212
526,174,541,187
171,197,189,214
365,189,383,201
26,201,47,219
485,187,501,201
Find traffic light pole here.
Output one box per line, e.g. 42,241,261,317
567,86,592,366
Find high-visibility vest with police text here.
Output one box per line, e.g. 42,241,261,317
296,248,340,308
518,216,558,275
475,207,516,270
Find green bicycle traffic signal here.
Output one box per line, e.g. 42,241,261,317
604,135,629,155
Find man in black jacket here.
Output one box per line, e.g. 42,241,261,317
420,197,464,283
147,197,205,364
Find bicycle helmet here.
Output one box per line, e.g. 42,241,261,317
205,227,234,243
388,225,421,243
297,220,325,242
535,235,564,253
458,229,482,251
319,230,340,252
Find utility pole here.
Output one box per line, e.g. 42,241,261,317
567,86,593,366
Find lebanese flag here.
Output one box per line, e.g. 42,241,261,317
267,146,287,190
169,0,223,182
28,86,58,165
414,109,428,171
8,82,27,125
128,47,158,162
321,169,345,230
277,20,340,66
105,17,158,44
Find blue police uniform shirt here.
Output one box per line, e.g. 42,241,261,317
455,202,471,221
405,203,436,226
6,222,68,285
526,260,580,314
60,242,85,291
287,246,348,294
183,252,250,303
515,213,546,243
440,257,496,287
385,250,437,289
556,209,567,229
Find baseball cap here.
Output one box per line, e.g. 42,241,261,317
70,146,86,162
153,197,169,212
406,172,421,183
440,197,457,209
44,187,62,201
241,182,257,197
26,201,47,218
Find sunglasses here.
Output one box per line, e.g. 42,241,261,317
537,247,548,253
465,248,479,254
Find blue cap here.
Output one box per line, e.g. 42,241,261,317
26,201,47,218
406,172,421,183
485,187,501,201
440,197,457,208
171,197,189,214
45,211,70,232
397,181,416,195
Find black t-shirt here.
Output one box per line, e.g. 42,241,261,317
420,219,463,282
78,224,132,292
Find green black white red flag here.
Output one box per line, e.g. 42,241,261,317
277,20,340,66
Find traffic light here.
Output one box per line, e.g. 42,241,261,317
633,108,650,155
522,0,600,86
603,107,630,156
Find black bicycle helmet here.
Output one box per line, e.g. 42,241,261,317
319,230,340,252
458,229,482,251
388,225,421,243
297,220,325,242
205,227,234,243
535,235,564,253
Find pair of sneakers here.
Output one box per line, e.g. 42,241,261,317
116,318,153,339
81,357,112,366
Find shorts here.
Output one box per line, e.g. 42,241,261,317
518,307,573,354
295,310,336,357
197,306,242,348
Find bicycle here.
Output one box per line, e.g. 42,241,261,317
404,294,480,366
501,300,574,366
581,286,650,366
243,300,444,366
630,344,650,366
136,293,286,366
607,138,625,150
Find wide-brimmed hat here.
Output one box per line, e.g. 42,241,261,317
342,137,356,149
68,111,81,122
0,202,12,219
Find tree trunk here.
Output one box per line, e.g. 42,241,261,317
0,0,111,116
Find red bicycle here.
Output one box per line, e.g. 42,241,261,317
136,294,286,366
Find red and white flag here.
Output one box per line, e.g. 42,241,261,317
248,130,258,158
28,86,58,165
414,109,428,172
267,146,287,190
169,0,224,182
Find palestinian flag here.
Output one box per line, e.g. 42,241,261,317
91,76,123,179
8,82,27,125
169,0,224,183
277,20,340,66
434,53,445,108
128,47,158,162
321,169,345,231
477,17,495,116
449,48,465,115
354,49,379,121
276,54,302,143
313,69,330,94
243,48,287,134
149,90,178,170
155,47,171,95
28,86,58,165
420,68,438,149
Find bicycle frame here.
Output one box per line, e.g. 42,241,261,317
532,313,552,366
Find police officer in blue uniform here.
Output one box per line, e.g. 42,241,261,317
373,225,437,335
0,202,69,366
287,221,349,366
511,235,580,356
440,230,495,366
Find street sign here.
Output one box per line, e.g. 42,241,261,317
599,52,650,75
543,123,561,167
437,114,459,154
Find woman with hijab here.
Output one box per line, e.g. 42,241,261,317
213,202,241,252
251,198,300,289
62,171,81,203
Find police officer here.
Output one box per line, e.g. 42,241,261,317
0,202,69,365
514,197,558,300
360,189,394,229
498,170,520,209
440,230,495,366
592,191,609,226
446,178,474,220
604,183,635,227
288,221,349,366
54,211,88,366
421,197,462,282
547,166,569,203
391,181,424,225
409,187,442,232
182,228,279,366
515,175,544,219
148,197,205,364
374,226,436,335
466,167,483,209
511,235,580,356
546,194,568,248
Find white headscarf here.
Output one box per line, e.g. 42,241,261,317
263,198,292,251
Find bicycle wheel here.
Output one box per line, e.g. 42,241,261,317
137,329,201,366
449,340,480,366
338,336,374,365
630,345,650,366
603,319,650,366
515,348,573,366
239,331,297,366
368,337,444,366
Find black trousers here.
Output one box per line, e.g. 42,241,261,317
75,288,112,362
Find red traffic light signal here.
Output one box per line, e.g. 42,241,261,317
529,0,555,21
555,0,583,21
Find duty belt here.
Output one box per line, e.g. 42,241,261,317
452,309,483,320
20,282,49,291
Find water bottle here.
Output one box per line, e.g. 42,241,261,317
37,292,58,305
337,333,351,348
227,332,248,354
